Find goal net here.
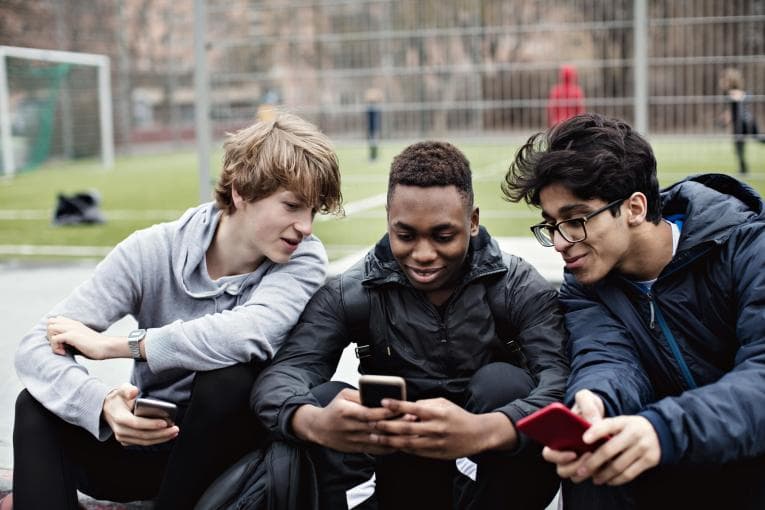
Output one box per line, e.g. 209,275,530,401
0,46,114,177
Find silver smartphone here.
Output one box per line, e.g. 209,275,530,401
134,397,178,425
359,375,407,408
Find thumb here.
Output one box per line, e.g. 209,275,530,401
118,383,140,401
575,390,603,424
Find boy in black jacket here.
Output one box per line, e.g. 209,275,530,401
252,141,569,509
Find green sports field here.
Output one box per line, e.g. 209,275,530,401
0,138,763,261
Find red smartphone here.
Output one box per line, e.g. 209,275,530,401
516,402,605,454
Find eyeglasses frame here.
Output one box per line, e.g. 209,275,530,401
530,197,627,247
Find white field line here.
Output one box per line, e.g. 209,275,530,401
0,156,523,257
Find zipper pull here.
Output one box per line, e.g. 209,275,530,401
386,345,391,357
648,296,656,329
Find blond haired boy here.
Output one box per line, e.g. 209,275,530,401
11,112,342,509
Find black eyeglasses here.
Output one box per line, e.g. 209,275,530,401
530,198,626,247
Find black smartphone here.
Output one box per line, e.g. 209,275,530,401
134,397,178,425
359,375,407,408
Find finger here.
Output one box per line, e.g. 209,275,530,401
373,417,438,437
583,417,624,444
606,456,652,486
542,446,578,464
559,452,592,481
373,432,440,452
116,427,180,446
338,388,362,404
382,399,440,421
575,390,603,423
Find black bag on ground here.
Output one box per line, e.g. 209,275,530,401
195,441,320,510
53,191,105,225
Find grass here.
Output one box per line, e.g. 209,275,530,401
1,137,763,261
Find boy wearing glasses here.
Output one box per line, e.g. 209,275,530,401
502,113,765,509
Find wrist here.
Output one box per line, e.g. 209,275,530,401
482,412,517,452
292,405,321,444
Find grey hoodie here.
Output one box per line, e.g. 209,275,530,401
15,203,328,439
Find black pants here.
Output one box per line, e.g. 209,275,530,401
13,362,266,510
309,363,559,510
563,453,765,510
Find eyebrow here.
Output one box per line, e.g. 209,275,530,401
541,203,593,222
392,221,457,231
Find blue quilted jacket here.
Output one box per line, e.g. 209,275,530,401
561,173,765,465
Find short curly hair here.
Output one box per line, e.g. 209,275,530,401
387,141,473,207
214,112,343,216
501,113,661,223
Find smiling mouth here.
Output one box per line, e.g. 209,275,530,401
407,266,443,283
563,253,587,269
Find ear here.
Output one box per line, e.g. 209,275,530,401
231,186,245,211
469,206,480,236
625,192,648,226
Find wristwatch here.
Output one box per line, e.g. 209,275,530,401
127,329,147,360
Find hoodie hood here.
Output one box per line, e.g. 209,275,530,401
560,65,578,84
170,203,273,300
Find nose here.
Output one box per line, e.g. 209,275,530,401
411,238,437,264
294,210,313,237
552,230,573,253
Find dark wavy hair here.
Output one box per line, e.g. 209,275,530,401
387,141,473,207
502,113,661,223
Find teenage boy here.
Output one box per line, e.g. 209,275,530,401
252,141,568,509
502,112,765,509
10,112,342,509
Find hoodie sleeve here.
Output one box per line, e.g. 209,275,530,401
14,232,145,439
144,236,328,372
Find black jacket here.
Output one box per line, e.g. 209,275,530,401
561,174,765,465
252,227,569,450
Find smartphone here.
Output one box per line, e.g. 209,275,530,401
359,375,407,408
134,397,178,425
516,402,606,454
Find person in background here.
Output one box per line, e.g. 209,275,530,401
365,87,383,161
252,141,568,510
547,64,585,128
8,112,342,510
718,67,764,176
502,112,765,509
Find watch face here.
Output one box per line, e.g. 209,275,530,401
129,329,146,341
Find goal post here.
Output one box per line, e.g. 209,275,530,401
0,46,114,177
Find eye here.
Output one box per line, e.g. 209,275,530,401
395,231,414,242
283,201,299,211
434,234,455,243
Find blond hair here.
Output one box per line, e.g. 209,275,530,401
214,112,343,215
720,67,744,91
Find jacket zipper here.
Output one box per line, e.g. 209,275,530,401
647,291,698,390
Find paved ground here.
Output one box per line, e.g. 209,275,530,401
0,238,563,507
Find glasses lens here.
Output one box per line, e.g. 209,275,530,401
531,225,554,247
558,219,586,243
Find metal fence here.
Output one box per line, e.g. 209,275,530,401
1,0,764,157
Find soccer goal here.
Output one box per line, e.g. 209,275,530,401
0,46,114,177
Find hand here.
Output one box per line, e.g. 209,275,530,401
371,398,515,460
291,388,397,454
47,316,121,360
542,390,606,478
572,415,660,486
102,383,179,446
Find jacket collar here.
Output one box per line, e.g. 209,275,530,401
362,225,507,289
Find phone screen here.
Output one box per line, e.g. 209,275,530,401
360,382,405,408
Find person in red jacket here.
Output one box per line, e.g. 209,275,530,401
547,65,585,127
